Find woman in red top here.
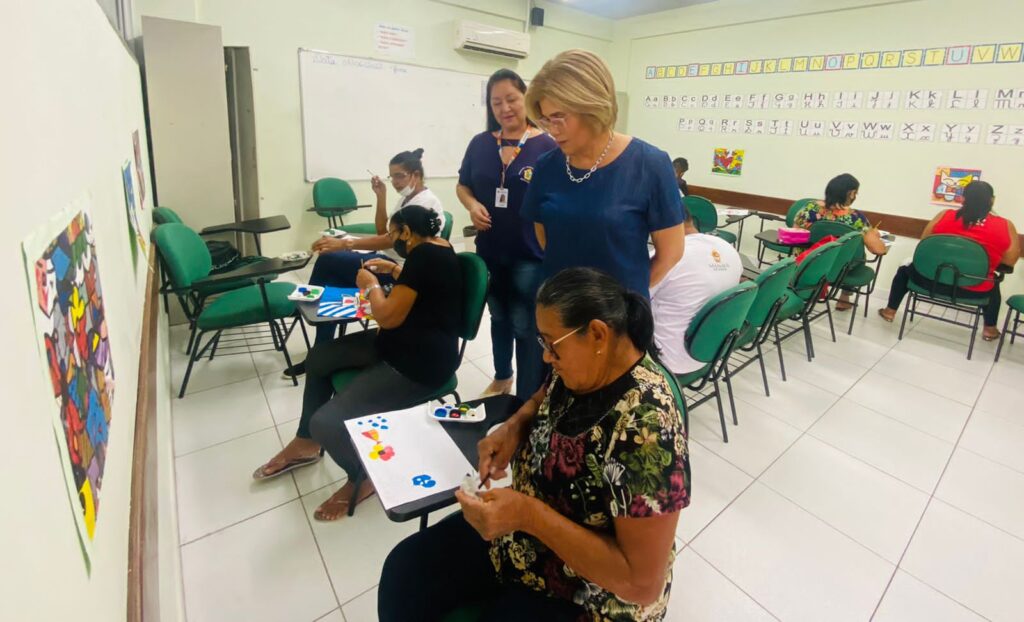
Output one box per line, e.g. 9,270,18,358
879,181,1020,339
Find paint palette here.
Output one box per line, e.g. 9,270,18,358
280,250,310,261
287,284,324,301
428,402,485,424
321,228,349,238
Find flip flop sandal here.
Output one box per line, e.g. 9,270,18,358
877,309,895,323
314,488,376,522
982,331,1001,342
251,449,324,481
835,301,854,312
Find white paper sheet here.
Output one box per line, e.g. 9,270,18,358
346,404,475,510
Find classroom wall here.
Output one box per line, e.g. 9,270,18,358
135,0,614,255
616,0,1024,295
0,1,178,620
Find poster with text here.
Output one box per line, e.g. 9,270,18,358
21,198,116,571
712,148,745,176
121,160,147,270
932,167,982,207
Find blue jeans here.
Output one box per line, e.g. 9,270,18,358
485,259,545,399
309,250,393,344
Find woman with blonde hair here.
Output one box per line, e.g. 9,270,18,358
520,49,685,299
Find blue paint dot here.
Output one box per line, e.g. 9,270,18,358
423,480,436,488
371,423,378,427
381,425,389,430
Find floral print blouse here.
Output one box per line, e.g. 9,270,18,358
489,355,691,621
793,200,871,231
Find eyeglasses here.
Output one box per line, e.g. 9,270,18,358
536,326,583,360
535,113,568,132
387,172,410,182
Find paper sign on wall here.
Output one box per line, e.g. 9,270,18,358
375,22,415,58
931,167,982,206
712,148,745,176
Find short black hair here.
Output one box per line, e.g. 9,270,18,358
389,204,441,238
673,157,689,172
485,69,533,133
956,180,995,227
390,148,425,179
824,173,859,208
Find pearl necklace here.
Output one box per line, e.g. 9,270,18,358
565,132,615,184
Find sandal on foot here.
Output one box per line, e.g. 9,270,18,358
835,301,854,312
877,309,896,323
252,449,324,481
314,487,376,522
982,331,1001,342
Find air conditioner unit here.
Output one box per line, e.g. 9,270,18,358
455,20,530,60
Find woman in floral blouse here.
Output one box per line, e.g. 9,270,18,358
379,268,690,622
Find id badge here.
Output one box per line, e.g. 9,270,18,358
495,188,509,208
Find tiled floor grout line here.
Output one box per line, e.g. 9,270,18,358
867,352,999,621
686,547,783,621
256,367,348,617
957,444,1024,478
174,421,280,459
340,582,380,608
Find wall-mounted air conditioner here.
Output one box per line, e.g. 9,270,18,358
454,20,530,60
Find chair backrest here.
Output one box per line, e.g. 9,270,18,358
912,235,990,288
826,232,863,283
441,211,455,241
809,220,855,244
312,178,358,210
787,198,819,226
790,241,841,301
684,281,758,363
456,252,489,342
684,195,718,232
153,206,184,225
151,223,213,289
747,257,797,329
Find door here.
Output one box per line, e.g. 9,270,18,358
225,46,261,255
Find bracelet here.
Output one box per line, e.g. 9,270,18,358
364,284,382,296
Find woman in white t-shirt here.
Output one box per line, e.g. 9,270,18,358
288,149,446,377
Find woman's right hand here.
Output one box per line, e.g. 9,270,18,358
477,418,525,488
311,236,354,254
370,175,387,200
468,200,493,231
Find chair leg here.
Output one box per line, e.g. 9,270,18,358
824,299,837,343
724,365,739,426
298,317,312,350
712,378,729,443
847,290,860,335
452,391,462,404
898,295,912,341
419,514,429,531
347,472,365,517
967,308,980,361
1012,310,1021,345
208,332,221,361
179,330,206,398
774,324,787,381
863,291,871,318
995,309,1012,362
185,320,199,357
802,317,814,361
756,342,770,396
270,321,298,386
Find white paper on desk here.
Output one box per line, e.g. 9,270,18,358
717,208,749,216
345,405,474,510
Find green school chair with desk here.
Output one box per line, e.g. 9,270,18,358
809,220,884,334
754,198,818,267
995,295,1024,362
728,257,797,396
771,240,842,364
684,195,738,246
310,177,372,230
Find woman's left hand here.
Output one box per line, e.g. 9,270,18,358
356,268,379,290
455,488,532,540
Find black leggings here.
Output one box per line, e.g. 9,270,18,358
886,264,1002,327
378,512,585,622
297,330,438,480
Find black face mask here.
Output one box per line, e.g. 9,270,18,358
393,237,409,258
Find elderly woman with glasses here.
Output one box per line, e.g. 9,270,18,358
379,267,691,622
281,148,447,378
521,49,685,299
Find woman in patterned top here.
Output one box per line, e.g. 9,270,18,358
378,268,690,622
794,173,888,309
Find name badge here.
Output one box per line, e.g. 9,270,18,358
495,188,509,208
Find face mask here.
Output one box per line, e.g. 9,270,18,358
393,237,409,258
398,184,415,198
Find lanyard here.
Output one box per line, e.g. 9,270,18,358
497,128,531,189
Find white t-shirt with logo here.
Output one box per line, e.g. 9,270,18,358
651,233,742,375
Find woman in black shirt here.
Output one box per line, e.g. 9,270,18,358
252,205,463,521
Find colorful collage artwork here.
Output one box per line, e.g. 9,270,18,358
121,160,147,270
712,148,744,176
932,167,982,206
22,200,115,570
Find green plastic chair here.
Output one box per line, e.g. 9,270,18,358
440,210,455,241
312,177,366,229
755,198,818,266
897,235,997,360
808,231,863,343
730,258,797,396
684,195,737,246
772,241,842,363
153,206,184,225
152,223,307,397
995,295,1024,362
331,252,490,519
676,281,758,442
809,221,884,335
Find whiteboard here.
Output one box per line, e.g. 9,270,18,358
298,49,489,182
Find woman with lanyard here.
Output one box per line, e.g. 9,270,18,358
457,69,557,398
521,49,685,299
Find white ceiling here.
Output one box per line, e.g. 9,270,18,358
554,0,718,20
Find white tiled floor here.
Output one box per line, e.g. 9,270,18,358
167,296,1024,621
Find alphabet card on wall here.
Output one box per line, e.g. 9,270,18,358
345,405,475,510
21,196,116,572
712,148,745,176
932,167,982,207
